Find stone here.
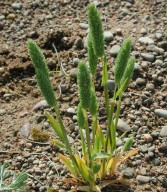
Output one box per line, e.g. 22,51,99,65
0,109,6,115
138,37,154,45
140,28,147,35
122,167,134,178
109,45,120,56
67,107,75,114
141,145,148,153
20,122,31,138
141,53,154,62
155,32,163,40
12,3,22,10
107,80,115,91
154,109,167,119
155,59,163,66
116,119,131,132
7,14,15,20
158,143,167,155
160,126,167,137
104,31,113,42
146,83,155,91
69,68,78,78
136,78,146,85
79,23,89,30
143,134,153,142
0,15,5,21
33,100,49,111
136,175,150,183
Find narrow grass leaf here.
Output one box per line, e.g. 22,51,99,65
59,154,78,177
46,112,64,142
75,155,91,182
91,153,111,160
51,139,67,151
93,164,101,174
107,154,121,175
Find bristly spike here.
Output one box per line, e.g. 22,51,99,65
77,61,91,110
88,34,98,76
122,136,133,152
89,89,97,116
27,39,56,107
114,38,132,87
120,56,135,92
87,3,104,58
77,103,85,128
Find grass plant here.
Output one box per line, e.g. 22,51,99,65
27,3,139,192
0,162,28,191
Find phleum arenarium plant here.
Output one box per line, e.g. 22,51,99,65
27,3,139,192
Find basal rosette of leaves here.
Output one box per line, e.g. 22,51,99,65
27,3,139,192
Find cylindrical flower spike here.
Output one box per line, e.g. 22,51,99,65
122,136,133,152
77,103,85,128
120,56,135,92
27,39,57,107
88,35,98,76
89,89,97,116
87,3,104,58
114,38,132,87
77,61,91,110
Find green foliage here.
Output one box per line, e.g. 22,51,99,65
0,162,28,191
88,35,98,76
87,3,104,58
77,61,91,110
27,39,56,107
114,38,132,87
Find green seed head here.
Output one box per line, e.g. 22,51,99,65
88,34,98,76
114,38,132,87
120,56,135,92
122,136,133,152
87,3,104,58
89,89,97,116
27,39,56,107
77,61,91,110
77,103,85,128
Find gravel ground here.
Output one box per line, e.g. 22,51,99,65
0,0,167,191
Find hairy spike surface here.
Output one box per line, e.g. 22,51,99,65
89,89,97,116
122,136,133,152
114,38,132,86
87,3,104,58
77,103,85,128
120,56,135,92
88,34,98,76
27,39,56,107
77,61,91,109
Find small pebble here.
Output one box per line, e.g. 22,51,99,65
136,175,150,184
